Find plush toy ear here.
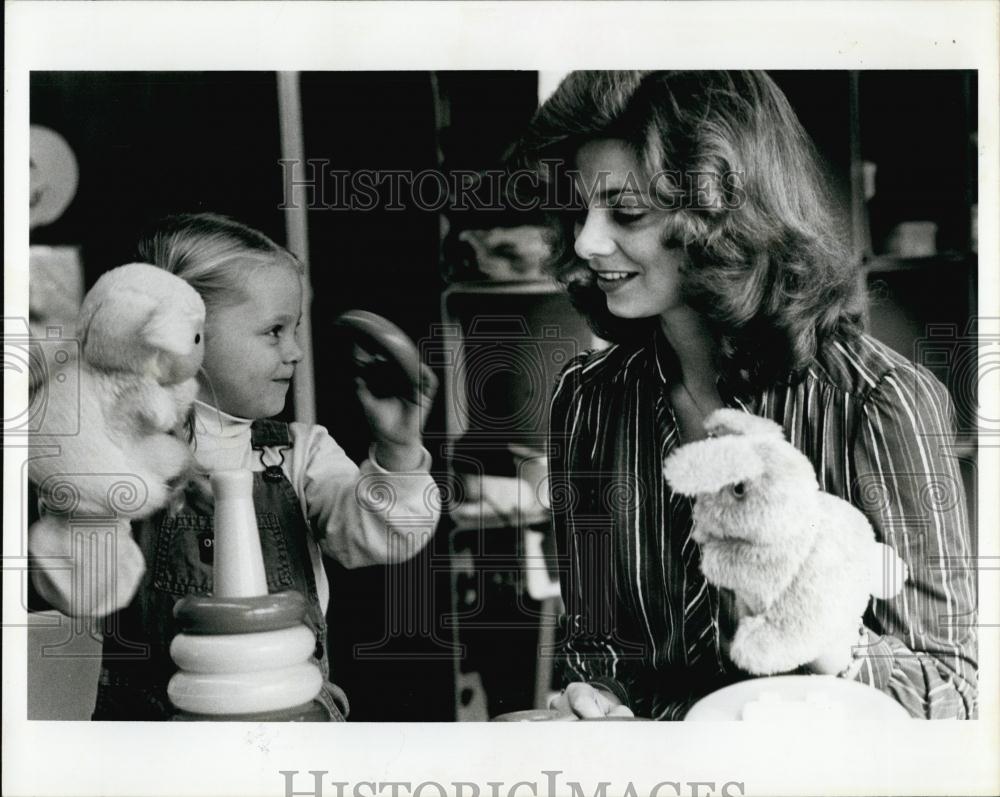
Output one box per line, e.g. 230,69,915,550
141,304,202,358
663,433,766,497
80,289,161,370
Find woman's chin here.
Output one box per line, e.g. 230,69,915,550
606,301,657,320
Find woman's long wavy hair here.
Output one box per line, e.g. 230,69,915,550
514,70,863,393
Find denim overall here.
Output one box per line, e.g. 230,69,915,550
93,420,348,721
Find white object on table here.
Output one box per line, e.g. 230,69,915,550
685,674,912,721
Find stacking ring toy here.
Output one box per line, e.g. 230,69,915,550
167,470,329,721
173,701,331,722
170,625,315,674
334,310,437,402
168,662,324,715
173,591,306,635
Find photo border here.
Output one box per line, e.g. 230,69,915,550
5,2,998,796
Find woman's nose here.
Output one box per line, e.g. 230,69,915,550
574,210,616,261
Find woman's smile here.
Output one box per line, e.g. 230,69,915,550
592,269,640,292
573,139,691,320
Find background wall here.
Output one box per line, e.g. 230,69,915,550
27,70,977,721
27,69,540,721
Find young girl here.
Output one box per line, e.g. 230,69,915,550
33,213,440,720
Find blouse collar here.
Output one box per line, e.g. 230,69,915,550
651,326,678,387
649,326,757,412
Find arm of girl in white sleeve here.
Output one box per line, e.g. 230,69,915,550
294,424,439,569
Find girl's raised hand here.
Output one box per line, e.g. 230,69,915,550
355,366,435,472
336,311,437,472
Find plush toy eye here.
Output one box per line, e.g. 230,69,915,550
194,333,201,344
731,482,746,499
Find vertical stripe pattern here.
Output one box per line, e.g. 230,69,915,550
549,329,977,719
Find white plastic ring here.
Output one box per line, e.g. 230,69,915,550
167,662,323,715
170,625,315,674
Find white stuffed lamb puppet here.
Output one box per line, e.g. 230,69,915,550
29,263,206,617
662,408,908,676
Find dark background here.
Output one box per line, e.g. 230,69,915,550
29,70,977,721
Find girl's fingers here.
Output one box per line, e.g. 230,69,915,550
356,377,423,449
355,376,373,404
417,363,438,404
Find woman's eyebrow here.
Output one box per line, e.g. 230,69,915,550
580,184,649,205
575,185,626,207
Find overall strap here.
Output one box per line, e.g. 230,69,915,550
251,419,293,482
251,418,293,448
96,423,346,720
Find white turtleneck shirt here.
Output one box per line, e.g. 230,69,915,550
30,399,439,618
189,401,439,612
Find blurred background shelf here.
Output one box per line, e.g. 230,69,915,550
27,68,980,721
863,252,975,274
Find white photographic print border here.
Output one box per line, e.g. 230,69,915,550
4,2,998,796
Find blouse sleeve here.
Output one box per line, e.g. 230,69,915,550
850,362,977,718
548,356,649,709
291,424,440,569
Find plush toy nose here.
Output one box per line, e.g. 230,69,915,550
663,435,765,497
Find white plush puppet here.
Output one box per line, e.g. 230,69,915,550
29,263,205,617
662,408,908,676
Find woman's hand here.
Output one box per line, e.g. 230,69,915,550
803,626,865,676
548,682,634,719
803,648,853,676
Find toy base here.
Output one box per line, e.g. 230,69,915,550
172,700,331,722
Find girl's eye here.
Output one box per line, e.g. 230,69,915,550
266,326,282,338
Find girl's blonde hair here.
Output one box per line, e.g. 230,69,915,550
137,213,302,310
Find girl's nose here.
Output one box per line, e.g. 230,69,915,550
574,210,616,261
284,336,304,365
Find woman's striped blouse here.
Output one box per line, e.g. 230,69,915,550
547,328,977,719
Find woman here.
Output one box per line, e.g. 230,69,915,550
515,71,976,719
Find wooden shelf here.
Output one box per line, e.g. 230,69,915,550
863,252,975,274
